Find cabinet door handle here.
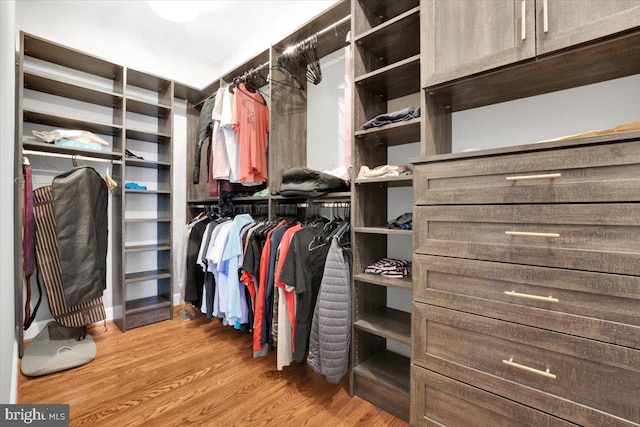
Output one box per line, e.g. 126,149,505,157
521,1,526,40
505,290,559,303
503,358,556,379
543,0,549,33
505,231,560,238
505,173,561,181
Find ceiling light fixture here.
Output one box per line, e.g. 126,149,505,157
148,1,201,23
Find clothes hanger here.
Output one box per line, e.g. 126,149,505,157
105,167,118,192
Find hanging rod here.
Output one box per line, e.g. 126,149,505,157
23,150,122,164
283,14,351,55
317,15,351,38
231,60,270,84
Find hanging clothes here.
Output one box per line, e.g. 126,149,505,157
33,185,106,328
177,214,209,302
193,96,215,184
22,161,38,329
231,83,269,183
274,223,303,371
51,167,108,306
278,223,331,363
307,236,351,383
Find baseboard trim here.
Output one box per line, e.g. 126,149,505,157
11,339,18,403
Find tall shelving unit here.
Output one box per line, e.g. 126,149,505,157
349,0,421,421
15,32,125,353
117,69,174,331
15,32,177,337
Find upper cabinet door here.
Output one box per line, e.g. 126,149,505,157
537,0,640,55
423,0,535,87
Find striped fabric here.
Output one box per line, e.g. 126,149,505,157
33,186,106,328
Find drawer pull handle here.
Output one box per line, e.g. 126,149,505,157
505,231,560,238
505,290,559,303
521,0,526,41
503,358,556,379
543,0,549,33
505,173,561,181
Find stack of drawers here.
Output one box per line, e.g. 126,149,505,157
411,138,640,426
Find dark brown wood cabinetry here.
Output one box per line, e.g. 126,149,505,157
413,1,640,425
423,0,640,87
412,137,640,426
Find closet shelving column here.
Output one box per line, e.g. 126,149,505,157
116,69,173,331
350,0,420,421
16,32,125,353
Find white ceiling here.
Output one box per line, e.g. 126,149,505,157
63,0,340,70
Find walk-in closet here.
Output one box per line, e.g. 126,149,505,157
3,1,640,426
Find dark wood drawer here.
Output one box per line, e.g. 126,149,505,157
412,303,640,426
411,365,577,427
414,204,640,275
414,140,640,205
413,255,640,349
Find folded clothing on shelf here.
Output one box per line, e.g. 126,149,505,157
124,182,147,190
388,212,412,230
360,106,420,130
33,129,110,147
125,149,145,160
357,164,412,179
54,139,102,151
365,258,412,279
276,166,350,197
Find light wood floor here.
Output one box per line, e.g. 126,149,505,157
19,307,408,427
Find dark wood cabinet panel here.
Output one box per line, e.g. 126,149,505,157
414,138,640,205
537,0,640,55
423,0,535,87
411,366,576,427
415,203,640,275
413,254,640,349
413,303,640,426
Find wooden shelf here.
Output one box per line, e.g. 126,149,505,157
354,273,412,291
124,189,171,195
352,349,411,420
355,307,411,346
23,140,122,160
354,7,420,71
355,175,413,187
126,98,171,116
124,243,171,253
353,227,412,236
24,71,122,107
353,350,410,394
124,218,171,224
355,118,421,146
23,33,122,79
125,158,171,169
127,69,171,93
355,54,421,100
353,0,419,37
125,269,171,285
126,128,171,143
23,109,122,136
125,295,172,314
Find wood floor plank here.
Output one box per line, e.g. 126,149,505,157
19,307,408,426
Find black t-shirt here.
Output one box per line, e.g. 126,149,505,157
279,225,330,362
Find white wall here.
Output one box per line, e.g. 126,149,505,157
452,74,640,152
307,50,347,171
1,0,17,404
